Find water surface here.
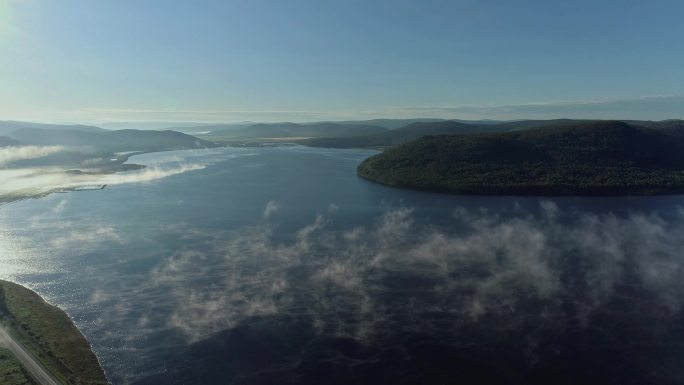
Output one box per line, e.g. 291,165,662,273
1,146,684,384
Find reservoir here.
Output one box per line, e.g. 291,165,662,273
1,146,684,384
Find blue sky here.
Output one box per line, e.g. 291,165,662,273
1,0,683,123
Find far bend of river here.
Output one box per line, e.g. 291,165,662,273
2,146,684,384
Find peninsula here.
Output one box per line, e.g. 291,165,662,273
357,121,684,196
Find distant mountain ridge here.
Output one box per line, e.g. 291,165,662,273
322,118,447,129
201,122,388,139
164,119,449,135
305,119,684,149
304,120,503,148
7,127,214,152
0,120,104,136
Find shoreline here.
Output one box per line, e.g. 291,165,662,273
357,168,684,197
0,280,109,384
0,145,227,206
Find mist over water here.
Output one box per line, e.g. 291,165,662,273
1,146,684,384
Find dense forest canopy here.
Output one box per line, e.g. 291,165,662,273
357,121,684,195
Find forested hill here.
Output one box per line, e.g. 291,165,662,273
7,127,214,152
357,121,684,196
302,119,604,149
305,119,684,149
304,120,502,148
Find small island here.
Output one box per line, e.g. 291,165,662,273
357,121,684,196
0,280,108,385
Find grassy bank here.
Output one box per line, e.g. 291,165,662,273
0,280,108,385
0,347,37,385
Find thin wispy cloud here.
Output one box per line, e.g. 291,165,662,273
30,95,684,124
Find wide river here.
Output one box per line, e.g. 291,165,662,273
1,146,684,384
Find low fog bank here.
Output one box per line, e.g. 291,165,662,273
0,164,206,203
156,202,684,339
0,146,221,203
0,145,66,164
128,201,684,384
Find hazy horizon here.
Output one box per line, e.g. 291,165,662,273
2,0,683,123
5,108,684,130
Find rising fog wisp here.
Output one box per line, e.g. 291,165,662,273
137,201,684,341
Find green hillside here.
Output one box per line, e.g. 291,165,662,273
304,120,500,148
0,280,108,385
7,128,213,153
357,121,684,196
303,119,684,149
302,119,600,149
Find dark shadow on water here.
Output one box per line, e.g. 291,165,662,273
136,264,684,385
